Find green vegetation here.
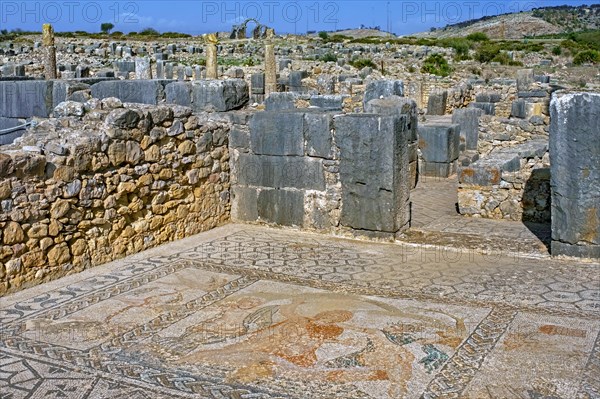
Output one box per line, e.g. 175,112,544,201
318,31,350,43
320,53,338,62
350,58,376,69
138,28,159,36
465,32,489,41
573,49,600,65
100,22,114,33
552,46,562,55
420,54,452,77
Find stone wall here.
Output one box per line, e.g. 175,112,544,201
0,99,231,294
230,109,411,238
458,140,550,222
550,92,600,258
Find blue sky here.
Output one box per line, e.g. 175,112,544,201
0,0,593,35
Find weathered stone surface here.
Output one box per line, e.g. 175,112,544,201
257,189,304,226
105,108,140,128
191,79,248,112
0,80,54,117
304,112,334,159
237,154,325,190
251,73,265,95
134,57,152,79
249,111,304,156
452,108,482,151
427,90,447,115
229,126,250,150
511,99,526,118
3,221,24,244
0,102,232,295
418,123,460,163
91,80,164,104
475,93,501,103
550,92,600,258
309,95,344,110
365,96,418,142
335,114,410,233
264,92,298,111
469,102,495,115
165,82,192,107
231,186,258,221
516,69,535,91
363,80,404,108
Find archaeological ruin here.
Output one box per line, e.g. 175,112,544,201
0,18,598,399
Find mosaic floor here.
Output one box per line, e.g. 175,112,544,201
1,224,599,399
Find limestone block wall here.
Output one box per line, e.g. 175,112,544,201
0,100,231,294
458,140,550,222
230,109,411,238
550,92,600,258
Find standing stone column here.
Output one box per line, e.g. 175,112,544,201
206,44,218,79
42,24,57,79
550,92,600,258
265,43,277,95
134,57,152,79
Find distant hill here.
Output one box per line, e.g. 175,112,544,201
414,4,600,39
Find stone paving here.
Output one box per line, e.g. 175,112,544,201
405,176,552,257
1,223,598,399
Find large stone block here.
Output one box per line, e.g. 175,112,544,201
550,92,600,258
264,92,298,111
418,123,460,163
304,112,334,159
516,69,534,91
421,161,458,178
309,95,344,110
231,186,258,221
511,99,526,118
249,111,304,156
229,125,250,150
257,189,305,226
91,80,164,104
427,90,447,115
191,79,248,112
475,92,501,103
251,73,265,95
365,96,418,142
165,82,192,106
452,108,482,151
134,57,152,79
0,80,53,117
237,154,325,190
363,80,404,108
469,102,495,115
335,114,410,233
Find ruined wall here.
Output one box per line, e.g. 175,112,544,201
550,92,600,258
458,140,550,222
0,99,231,294
230,109,411,238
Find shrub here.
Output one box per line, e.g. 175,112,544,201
420,53,452,77
320,53,338,62
318,31,329,40
474,43,499,63
351,58,376,69
466,32,489,42
573,50,600,65
139,28,159,36
161,32,191,38
552,46,562,55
